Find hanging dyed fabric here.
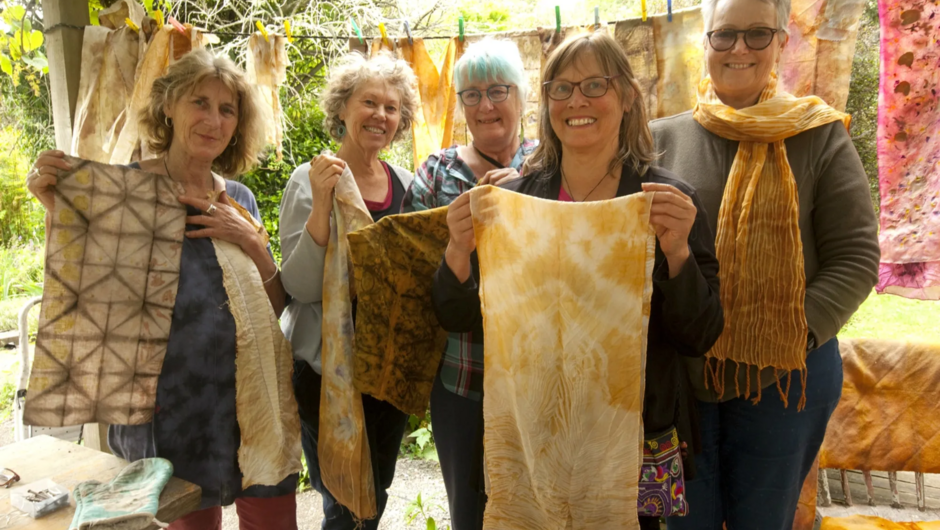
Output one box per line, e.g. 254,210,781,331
24,158,186,427
246,33,288,161
319,161,377,521
814,0,869,110
615,19,658,120
470,186,654,530
693,75,850,406
778,0,824,97
400,38,461,171
821,516,940,529
652,7,705,119
875,0,940,299
347,207,450,416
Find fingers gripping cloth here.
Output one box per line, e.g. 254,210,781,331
69,458,174,530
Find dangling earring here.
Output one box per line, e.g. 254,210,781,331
337,123,346,138
164,116,172,128
230,135,238,146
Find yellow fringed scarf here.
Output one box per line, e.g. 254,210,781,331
692,75,850,408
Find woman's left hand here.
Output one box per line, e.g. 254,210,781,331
178,192,264,253
641,182,696,272
477,168,521,187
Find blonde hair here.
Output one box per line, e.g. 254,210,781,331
527,32,655,177
702,0,791,32
320,51,418,143
140,48,268,177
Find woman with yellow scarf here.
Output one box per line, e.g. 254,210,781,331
651,0,879,527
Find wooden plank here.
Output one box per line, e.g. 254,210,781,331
82,423,112,455
0,435,200,528
917,472,927,511
863,471,876,506
41,0,90,150
889,471,902,508
842,470,854,506
819,468,832,507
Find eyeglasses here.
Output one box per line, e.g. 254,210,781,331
542,75,621,101
706,27,780,51
457,85,513,106
0,468,20,489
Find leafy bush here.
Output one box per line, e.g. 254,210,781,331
0,126,46,246
846,0,881,212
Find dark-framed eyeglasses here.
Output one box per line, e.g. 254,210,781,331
0,468,20,488
542,75,622,101
706,27,780,51
457,85,513,106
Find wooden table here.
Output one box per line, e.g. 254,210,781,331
0,435,201,529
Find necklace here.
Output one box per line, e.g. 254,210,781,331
560,165,613,202
473,145,507,169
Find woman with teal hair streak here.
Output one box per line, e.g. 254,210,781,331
401,38,536,530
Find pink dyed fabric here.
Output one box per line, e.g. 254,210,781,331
876,0,940,299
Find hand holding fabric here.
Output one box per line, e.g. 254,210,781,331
478,167,521,187
445,192,475,283
26,150,72,211
642,182,696,277
179,191,266,255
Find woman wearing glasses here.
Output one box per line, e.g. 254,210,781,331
651,0,879,527
401,38,536,530
433,31,724,530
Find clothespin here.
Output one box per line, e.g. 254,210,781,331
594,7,600,29
668,0,673,22
458,16,465,42
403,20,413,45
641,0,647,22
555,6,561,33
284,20,293,43
255,21,269,42
152,10,164,29
168,16,186,35
351,16,364,44
378,22,389,47
125,17,140,32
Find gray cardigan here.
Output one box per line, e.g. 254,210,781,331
279,161,414,373
651,111,880,402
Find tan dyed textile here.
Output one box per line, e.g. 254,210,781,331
821,516,940,529
653,8,705,119
693,76,850,406
212,238,302,489
320,162,377,520
819,339,940,473
615,19,658,120
470,186,654,530
347,207,450,416
400,38,461,172
246,33,288,160
25,157,186,427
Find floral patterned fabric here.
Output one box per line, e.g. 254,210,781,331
637,428,688,517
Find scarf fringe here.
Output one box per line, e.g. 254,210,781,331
706,359,807,410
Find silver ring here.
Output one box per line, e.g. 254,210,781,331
206,204,218,216
26,167,40,182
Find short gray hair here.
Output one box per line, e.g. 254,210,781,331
454,38,529,106
701,0,791,33
320,51,418,143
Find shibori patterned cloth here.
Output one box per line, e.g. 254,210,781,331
637,428,688,517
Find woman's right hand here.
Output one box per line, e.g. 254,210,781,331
308,154,346,207
444,192,475,283
26,150,71,211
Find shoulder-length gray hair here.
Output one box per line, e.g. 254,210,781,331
526,31,655,177
139,48,268,177
320,51,418,143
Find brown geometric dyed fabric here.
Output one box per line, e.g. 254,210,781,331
24,157,186,427
819,339,940,474
470,186,654,530
347,207,450,416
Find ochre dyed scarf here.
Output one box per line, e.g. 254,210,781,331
692,75,850,407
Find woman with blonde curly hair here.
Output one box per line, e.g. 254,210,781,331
278,50,418,530
27,48,298,530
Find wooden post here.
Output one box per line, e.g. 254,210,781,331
888,471,902,508
41,0,89,151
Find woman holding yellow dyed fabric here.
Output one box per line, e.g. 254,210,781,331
651,0,879,527
433,32,724,530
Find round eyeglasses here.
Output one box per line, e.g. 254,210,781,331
457,85,513,106
542,75,621,101
706,27,780,51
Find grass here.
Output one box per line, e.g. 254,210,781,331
839,290,940,343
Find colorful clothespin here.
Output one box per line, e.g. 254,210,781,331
351,16,364,44
255,21,269,42
125,17,140,32
403,20,413,45
458,16,465,42
378,22,389,47
168,16,186,35
284,20,293,43
152,10,164,29
594,7,600,29
555,6,561,33
641,0,647,22
668,0,673,22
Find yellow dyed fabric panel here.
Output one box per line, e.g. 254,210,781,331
470,186,654,530
615,19,658,120
348,207,450,417
819,339,940,474
822,516,940,529
25,157,186,427
653,8,704,119
400,38,461,172
212,238,302,489
246,33,288,160
320,163,377,521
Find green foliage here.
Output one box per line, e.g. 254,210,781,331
297,453,311,493
841,290,940,343
0,3,47,95
0,243,44,302
845,0,881,213
0,126,46,246
405,492,449,530
401,411,438,461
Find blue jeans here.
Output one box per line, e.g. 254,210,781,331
292,360,408,530
667,338,843,530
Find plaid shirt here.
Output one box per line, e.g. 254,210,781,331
402,140,538,401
